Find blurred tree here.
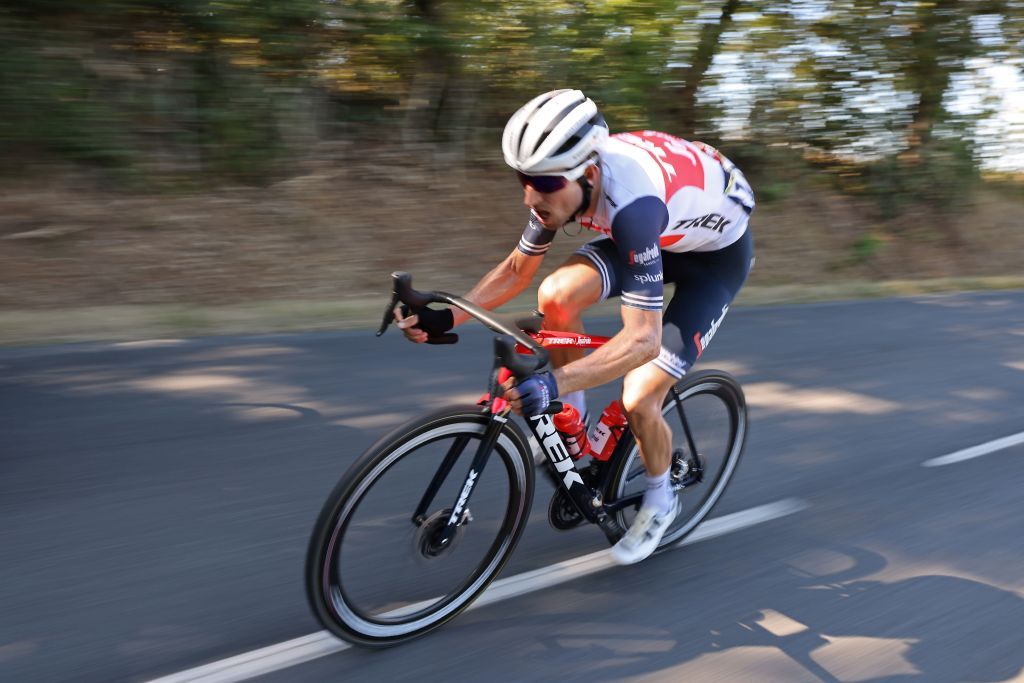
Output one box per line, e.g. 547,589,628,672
0,0,1020,203
665,0,741,136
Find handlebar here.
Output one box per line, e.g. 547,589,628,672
377,271,550,379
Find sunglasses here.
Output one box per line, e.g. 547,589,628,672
517,172,570,193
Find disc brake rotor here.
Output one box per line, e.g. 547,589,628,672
414,507,470,559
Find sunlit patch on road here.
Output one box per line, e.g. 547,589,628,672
745,382,899,415
138,373,250,392
811,635,920,681
756,609,809,637
331,413,412,430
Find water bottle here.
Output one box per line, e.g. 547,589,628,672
552,403,591,460
588,400,628,461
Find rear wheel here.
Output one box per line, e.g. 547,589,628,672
306,406,534,646
605,370,747,550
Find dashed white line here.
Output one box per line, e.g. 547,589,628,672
922,431,1024,468
145,497,808,683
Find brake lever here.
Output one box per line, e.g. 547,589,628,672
376,291,400,337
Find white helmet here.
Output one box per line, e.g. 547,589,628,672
502,89,608,180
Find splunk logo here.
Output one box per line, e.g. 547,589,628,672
628,244,659,266
529,414,585,489
634,271,664,285
693,304,729,359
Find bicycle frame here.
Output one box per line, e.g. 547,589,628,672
380,272,663,546
421,330,634,546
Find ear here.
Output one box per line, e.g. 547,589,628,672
584,163,600,184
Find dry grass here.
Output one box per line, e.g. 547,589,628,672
1,150,1022,344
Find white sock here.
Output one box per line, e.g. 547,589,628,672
642,471,675,515
561,390,587,423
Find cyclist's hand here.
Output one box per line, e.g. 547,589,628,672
504,371,558,417
393,305,454,343
393,305,428,343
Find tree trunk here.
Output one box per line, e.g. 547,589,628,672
904,0,958,155
671,0,740,136
400,0,455,150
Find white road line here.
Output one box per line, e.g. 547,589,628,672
145,498,808,683
922,431,1024,468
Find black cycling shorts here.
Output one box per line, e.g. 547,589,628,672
575,229,754,379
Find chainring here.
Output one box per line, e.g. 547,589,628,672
547,488,585,531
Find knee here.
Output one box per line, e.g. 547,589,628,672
537,272,580,322
620,384,662,429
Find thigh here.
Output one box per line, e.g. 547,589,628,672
572,237,622,303
538,253,605,312
652,233,754,379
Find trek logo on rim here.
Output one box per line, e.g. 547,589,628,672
448,470,478,525
529,414,585,489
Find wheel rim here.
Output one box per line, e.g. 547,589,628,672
321,421,529,639
612,379,745,547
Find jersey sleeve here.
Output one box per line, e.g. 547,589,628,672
610,196,669,312
517,214,557,256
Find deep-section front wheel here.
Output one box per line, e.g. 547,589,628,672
306,406,534,647
605,369,747,550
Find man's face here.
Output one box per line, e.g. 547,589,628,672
520,176,582,229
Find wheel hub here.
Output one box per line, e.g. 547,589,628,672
671,448,703,489
414,508,469,559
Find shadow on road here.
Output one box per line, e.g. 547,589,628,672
443,543,1024,683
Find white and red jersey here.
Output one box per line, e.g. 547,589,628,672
580,131,754,253
517,130,755,313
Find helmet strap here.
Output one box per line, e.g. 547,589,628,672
570,177,593,224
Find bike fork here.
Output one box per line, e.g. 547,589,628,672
427,412,508,547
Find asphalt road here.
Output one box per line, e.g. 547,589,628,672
2,291,1023,683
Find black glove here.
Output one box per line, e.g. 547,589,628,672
400,305,455,337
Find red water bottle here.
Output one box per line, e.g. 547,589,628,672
588,400,628,461
552,403,591,461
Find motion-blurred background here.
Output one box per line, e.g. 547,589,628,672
1,1,1022,341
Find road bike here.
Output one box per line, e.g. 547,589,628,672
305,272,747,646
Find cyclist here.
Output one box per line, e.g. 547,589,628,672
396,88,755,565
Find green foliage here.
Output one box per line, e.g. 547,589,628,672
0,0,1020,206
833,138,981,220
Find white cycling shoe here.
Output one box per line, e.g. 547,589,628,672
611,498,679,566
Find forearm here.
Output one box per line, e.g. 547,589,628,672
451,251,540,326
552,309,661,394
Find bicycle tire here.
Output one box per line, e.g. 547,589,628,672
604,369,747,550
305,405,534,647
